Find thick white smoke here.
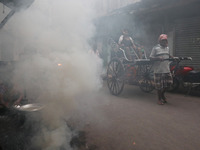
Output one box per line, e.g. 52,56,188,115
0,0,103,149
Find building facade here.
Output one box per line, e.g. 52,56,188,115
95,0,200,70
95,0,140,17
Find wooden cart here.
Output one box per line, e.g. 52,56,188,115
107,47,154,95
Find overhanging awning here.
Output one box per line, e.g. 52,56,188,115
0,0,34,29
0,0,34,10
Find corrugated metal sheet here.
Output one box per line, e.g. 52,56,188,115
175,17,200,70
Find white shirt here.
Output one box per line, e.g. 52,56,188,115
150,44,170,73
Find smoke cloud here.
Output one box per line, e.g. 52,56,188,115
0,0,103,149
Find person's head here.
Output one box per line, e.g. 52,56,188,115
122,29,129,36
158,34,168,47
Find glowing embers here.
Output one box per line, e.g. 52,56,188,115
57,63,62,67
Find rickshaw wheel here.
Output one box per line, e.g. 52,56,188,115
139,65,154,93
107,58,125,95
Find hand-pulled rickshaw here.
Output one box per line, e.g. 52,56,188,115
107,39,154,95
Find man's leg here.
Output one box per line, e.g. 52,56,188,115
157,90,164,105
155,73,164,105
161,88,167,103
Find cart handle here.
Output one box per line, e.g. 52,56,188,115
119,48,140,61
152,57,192,61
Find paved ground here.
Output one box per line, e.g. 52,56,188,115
73,82,200,150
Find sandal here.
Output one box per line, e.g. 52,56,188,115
162,99,167,103
161,96,167,103
157,100,164,105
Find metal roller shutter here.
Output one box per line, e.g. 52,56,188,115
175,17,200,70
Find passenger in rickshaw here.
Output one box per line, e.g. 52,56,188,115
118,29,138,61
150,34,173,105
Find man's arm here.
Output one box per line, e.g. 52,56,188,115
118,35,123,46
149,47,163,61
14,94,23,105
13,85,24,105
130,37,137,50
